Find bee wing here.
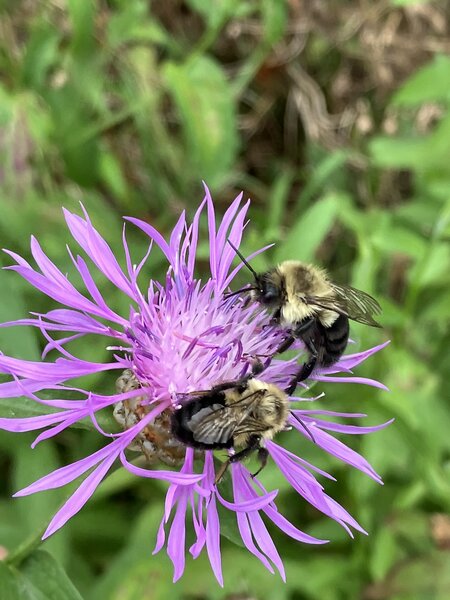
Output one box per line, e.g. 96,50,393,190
191,406,237,445
305,285,382,328
232,420,271,437
189,392,264,445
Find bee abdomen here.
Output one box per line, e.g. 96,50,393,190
322,315,349,367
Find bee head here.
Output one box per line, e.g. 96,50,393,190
251,273,282,307
226,240,284,307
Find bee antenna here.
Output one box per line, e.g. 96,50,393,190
289,411,316,443
227,239,259,280
224,286,257,299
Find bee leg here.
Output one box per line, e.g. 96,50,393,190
274,334,296,355
285,376,300,396
250,358,264,376
211,360,263,395
297,354,318,382
215,438,262,485
268,308,281,326
251,447,269,479
211,378,251,394
289,411,316,443
229,435,261,466
214,459,231,485
293,318,321,382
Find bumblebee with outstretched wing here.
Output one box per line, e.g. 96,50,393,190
225,240,383,382
171,374,292,483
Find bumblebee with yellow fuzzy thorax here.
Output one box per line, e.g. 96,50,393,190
227,242,382,382
171,361,308,483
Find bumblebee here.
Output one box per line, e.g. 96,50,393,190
171,362,307,482
227,241,382,381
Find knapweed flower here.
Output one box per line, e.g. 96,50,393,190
0,185,391,584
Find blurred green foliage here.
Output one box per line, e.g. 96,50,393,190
1,1,450,599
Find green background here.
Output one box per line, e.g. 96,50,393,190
1,1,450,598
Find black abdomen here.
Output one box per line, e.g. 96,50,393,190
170,395,233,450
321,314,349,366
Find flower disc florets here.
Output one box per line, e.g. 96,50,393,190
0,185,391,584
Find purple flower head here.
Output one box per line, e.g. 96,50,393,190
0,184,391,584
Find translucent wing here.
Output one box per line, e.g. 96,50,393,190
190,405,236,444
189,391,266,445
305,284,382,328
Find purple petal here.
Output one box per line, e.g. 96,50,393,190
30,236,71,286
206,494,223,586
231,466,285,578
223,244,274,290
169,211,186,275
42,451,118,539
204,183,218,281
3,248,32,268
186,198,207,277
330,341,391,371
125,217,173,266
265,503,329,544
301,416,395,435
215,192,244,259
31,410,91,447
298,410,368,418
63,207,135,298
235,510,274,573
0,411,77,433
71,254,122,320
14,441,123,496
168,494,188,582
6,264,125,325
119,453,203,485
216,488,279,512
267,441,366,533
0,354,122,381
283,420,383,483
315,374,389,390
236,465,326,545
218,199,249,283
189,494,206,558
153,515,167,554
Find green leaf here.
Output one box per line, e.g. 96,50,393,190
0,561,21,600
372,224,427,259
409,242,450,287
186,0,241,28
392,55,450,106
388,552,450,599
391,0,434,7
20,551,83,600
0,263,40,359
163,55,238,187
275,194,338,262
88,504,166,600
13,436,68,564
67,0,96,61
297,151,351,208
20,26,60,91
1,555,75,600
265,168,294,239
369,136,427,170
98,151,128,201
369,527,400,581
261,0,287,44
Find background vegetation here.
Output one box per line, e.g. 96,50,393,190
1,1,450,598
